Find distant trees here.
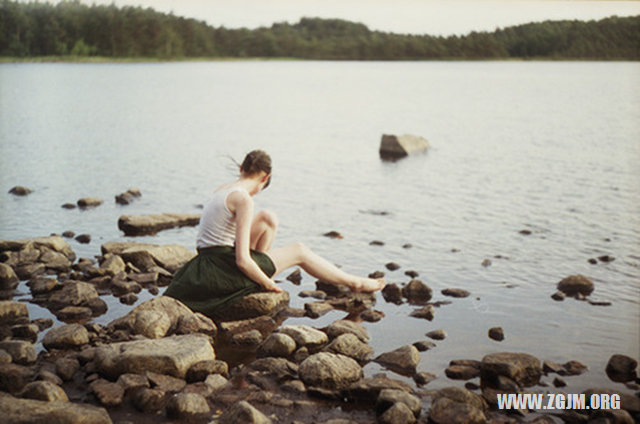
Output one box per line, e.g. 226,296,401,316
1,0,638,60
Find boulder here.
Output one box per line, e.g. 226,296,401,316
99,255,126,276
0,263,19,290
299,352,363,389
345,377,413,402
0,340,36,365
0,392,112,423
606,354,638,382
166,393,210,418
374,345,420,376
205,373,229,391
279,325,328,349
304,301,333,318
378,402,416,424
93,334,215,379
0,235,75,262
118,213,200,236
132,387,166,414
90,379,125,407
8,186,31,196
0,301,29,325
402,280,432,303
48,281,100,309
323,333,374,363
119,244,195,273
480,352,542,387
429,387,487,424
145,371,187,392
324,320,370,343
115,188,141,205
557,274,594,296
382,283,403,304
220,291,289,321
230,329,263,347
21,380,69,402
38,250,72,272
186,360,229,382
258,333,297,358
376,388,421,418
219,400,272,424
0,363,33,393
379,134,429,160
43,324,90,350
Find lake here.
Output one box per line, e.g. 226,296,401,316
1,60,638,394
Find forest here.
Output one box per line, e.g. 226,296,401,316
1,0,639,60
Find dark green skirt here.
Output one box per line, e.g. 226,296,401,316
164,245,275,319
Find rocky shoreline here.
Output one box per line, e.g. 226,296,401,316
0,235,638,423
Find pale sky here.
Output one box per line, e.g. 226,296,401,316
79,0,640,35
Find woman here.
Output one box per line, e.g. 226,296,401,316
164,149,386,319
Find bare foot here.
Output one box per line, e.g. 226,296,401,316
351,277,386,293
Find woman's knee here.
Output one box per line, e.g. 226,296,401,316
256,209,278,230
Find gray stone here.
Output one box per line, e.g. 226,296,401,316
39,250,72,272
219,400,273,424
118,213,200,237
204,373,229,391
481,352,542,387
345,377,413,402
99,254,126,276
375,345,420,376
116,373,149,393
279,324,328,349
258,333,297,358
445,365,480,380
0,392,112,423
55,306,93,321
166,393,210,418
0,263,19,290
43,324,90,350
323,333,374,363
410,304,435,320
21,380,69,402
28,277,58,295
379,134,429,160
0,340,36,365
186,360,229,382
324,320,370,343
378,402,417,424
0,301,29,325
230,329,263,347
299,352,363,389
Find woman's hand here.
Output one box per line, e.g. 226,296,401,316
264,280,284,293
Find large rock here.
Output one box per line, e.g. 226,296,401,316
345,377,413,402
299,352,363,389
279,324,328,349
0,236,75,262
606,354,638,382
48,281,100,309
480,352,542,387
324,320,370,343
21,380,69,402
166,393,210,418
0,392,112,423
557,274,594,296
220,291,290,321
0,340,36,365
323,333,374,363
0,263,19,290
374,345,421,376
377,388,422,418
379,134,429,160
0,301,29,324
43,324,90,350
429,387,487,424
258,333,297,358
116,244,195,273
219,400,272,424
118,213,201,236
94,334,215,379
402,280,432,303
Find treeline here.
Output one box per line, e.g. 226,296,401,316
1,0,639,60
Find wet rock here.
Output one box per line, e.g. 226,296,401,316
127,271,159,285
0,340,36,364
481,352,542,387
553,376,566,387
39,249,72,272
598,255,615,262
304,301,334,318
410,304,434,320
429,387,487,424
258,333,297,358
0,363,33,393
369,271,385,279
370,240,385,246
185,361,229,382
279,324,328,349
378,402,416,424
146,370,187,392
489,327,505,341
0,263,18,290
115,188,142,205
55,357,80,381
376,388,421,418
402,279,432,303
176,311,217,337
286,269,302,285
133,387,166,414
557,274,594,296
219,400,272,424
551,290,566,301
166,392,210,418
519,229,532,235
21,380,69,402
442,288,470,298
542,360,564,374
606,354,638,383
325,320,370,343
374,345,420,376
404,270,419,278
315,280,350,296
43,324,90,350
323,333,374,363
90,378,125,406
8,186,31,196
403,243,413,249
413,340,436,351
323,231,343,239
28,276,58,295
481,259,492,267
299,290,325,299
61,231,75,238
230,329,263,347
0,393,112,423
385,262,400,271
345,376,413,402
94,334,215,379
118,213,200,236
219,291,289,321
559,360,588,376
32,318,53,332
49,280,99,309
379,134,429,160
119,293,138,305
55,306,93,321
582,387,640,414
426,329,446,340
77,197,103,208
99,254,126,276
75,234,91,244
414,372,436,386
299,352,363,389
218,315,276,336
61,203,76,209
15,262,45,279
360,309,384,322
0,301,29,324
445,364,480,380
588,258,598,265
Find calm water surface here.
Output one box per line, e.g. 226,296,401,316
1,61,638,393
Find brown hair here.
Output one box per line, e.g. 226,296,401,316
240,150,272,176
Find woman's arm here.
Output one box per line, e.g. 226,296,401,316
229,191,283,292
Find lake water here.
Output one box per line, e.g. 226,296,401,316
1,61,638,395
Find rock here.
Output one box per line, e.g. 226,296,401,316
43,324,90,350
0,301,29,324
175,312,217,337
115,189,141,205
132,387,166,414
61,203,76,209
378,402,416,424
606,354,638,382
166,393,210,418
0,363,33,393
77,197,103,208
360,309,384,322
414,372,436,386
481,259,492,267
219,400,272,424
0,263,19,290
0,340,36,364
75,234,91,244
582,387,640,414
429,387,487,424
345,377,413,402
370,240,384,246
323,231,343,239
204,373,228,391
376,388,421,418
553,377,566,387
258,333,297,358
557,274,594,296
299,352,362,389
519,229,532,235
8,186,31,196
99,254,126,276
117,373,149,393
441,288,470,298
410,304,435,320
90,378,125,406
559,360,588,376
217,290,290,321
279,325,328,349
413,340,436,351
369,270,385,279
21,380,69,402
15,263,45,280
374,345,420,376
230,329,263,347
0,349,12,364
49,281,99,309
55,357,80,381
218,315,276,336
445,365,480,380
324,320,370,343
118,213,200,236
480,352,542,387
426,329,446,340
146,371,187,392
250,357,299,381
39,249,72,272
385,262,400,271
127,272,158,285
589,409,634,424
28,276,58,295
402,280,432,303
286,269,302,285
0,393,112,423
382,283,403,304
598,255,615,262
304,301,333,318
62,231,75,238
379,134,429,160
32,318,53,332
119,293,138,305
94,334,215,379
542,360,564,374
489,327,504,341
323,333,374,363
55,306,93,321
551,290,566,301
404,270,419,278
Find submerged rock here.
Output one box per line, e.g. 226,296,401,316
118,213,201,236
379,134,429,160
8,186,32,196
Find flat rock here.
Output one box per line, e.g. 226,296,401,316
77,197,103,208
324,320,370,343
323,333,374,363
0,392,112,423
279,324,328,349
0,236,75,262
374,345,420,376
345,377,413,402
481,352,542,387
299,352,363,389
445,365,480,380
230,329,263,347
146,370,187,392
304,301,334,318
118,213,200,236
557,274,594,296
43,324,90,350
94,334,215,379
441,288,470,298
90,378,125,406
186,360,229,382
220,291,289,321
0,301,29,325
48,281,100,309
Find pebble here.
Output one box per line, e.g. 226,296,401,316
426,330,446,340
370,240,384,246
75,234,91,244
412,340,436,352
385,262,400,271
488,327,504,341
404,270,419,278
323,231,343,239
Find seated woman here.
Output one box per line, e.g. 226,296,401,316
164,149,386,319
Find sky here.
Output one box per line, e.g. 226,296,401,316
81,0,640,36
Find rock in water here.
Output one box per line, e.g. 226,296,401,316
481,352,542,387
0,394,111,423
557,274,594,296
8,186,32,196
118,213,201,236
299,352,363,389
379,134,429,160
374,345,420,376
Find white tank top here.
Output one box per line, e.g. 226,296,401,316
196,186,247,249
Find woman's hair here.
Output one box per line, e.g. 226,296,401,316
240,150,271,176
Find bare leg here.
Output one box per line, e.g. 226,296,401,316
250,210,278,252
268,242,385,293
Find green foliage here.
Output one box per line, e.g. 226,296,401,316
0,0,638,60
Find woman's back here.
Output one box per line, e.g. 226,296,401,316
196,186,248,249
